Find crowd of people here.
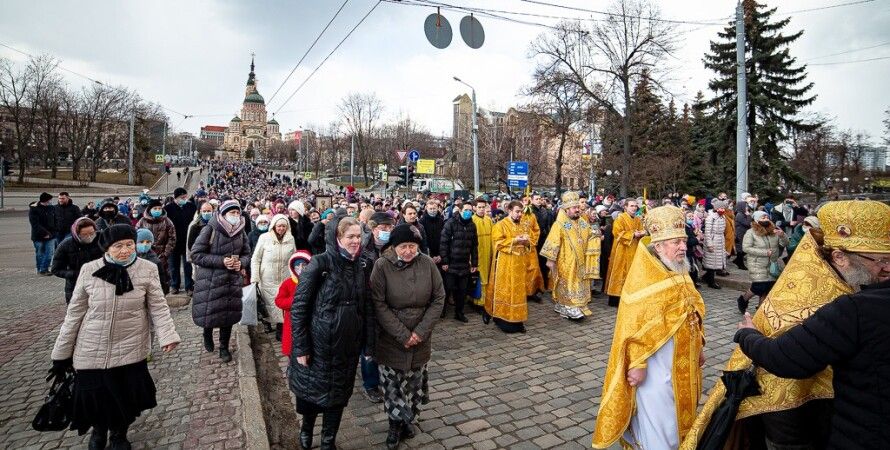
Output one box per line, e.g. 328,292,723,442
27,159,890,449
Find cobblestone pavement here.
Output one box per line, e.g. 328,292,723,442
0,212,246,449
257,281,745,449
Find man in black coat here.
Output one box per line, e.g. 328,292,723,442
735,249,890,449
29,192,58,275
94,198,130,231
530,193,554,288
419,200,445,264
164,187,197,295
54,192,82,244
439,203,478,323
734,193,756,270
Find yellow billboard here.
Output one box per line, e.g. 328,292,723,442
416,159,435,174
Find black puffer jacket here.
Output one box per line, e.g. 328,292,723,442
190,218,251,328
28,202,57,241
164,201,197,254
734,202,752,251
531,205,553,250
735,279,890,449
439,216,478,276
54,203,82,237
288,246,374,408
50,235,103,302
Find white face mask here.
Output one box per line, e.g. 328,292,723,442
225,215,241,225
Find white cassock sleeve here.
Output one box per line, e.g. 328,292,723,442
623,337,679,450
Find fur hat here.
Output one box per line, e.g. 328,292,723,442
369,212,394,227
388,224,423,249
99,224,136,251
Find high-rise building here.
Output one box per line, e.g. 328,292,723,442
222,56,283,159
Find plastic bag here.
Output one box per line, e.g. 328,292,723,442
240,283,258,326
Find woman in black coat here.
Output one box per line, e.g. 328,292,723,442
288,217,374,450
190,200,251,363
51,217,104,303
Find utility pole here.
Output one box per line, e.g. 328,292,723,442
128,111,135,185
470,89,480,194
161,121,167,157
350,135,355,187
735,1,748,201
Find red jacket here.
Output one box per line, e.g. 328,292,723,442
274,277,297,357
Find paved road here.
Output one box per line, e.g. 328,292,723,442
0,212,247,450
255,276,745,449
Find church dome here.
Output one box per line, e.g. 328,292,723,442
245,92,265,104
267,118,279,125
230,116,242,122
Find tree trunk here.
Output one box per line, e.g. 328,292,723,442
555,131,567,196
621,79,632,197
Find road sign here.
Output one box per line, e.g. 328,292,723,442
416,159,435,175
507,161,529,189
408,149,420,162
154,154,164,163
396,150,408,162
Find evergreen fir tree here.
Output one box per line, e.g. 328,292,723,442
702,0,817,198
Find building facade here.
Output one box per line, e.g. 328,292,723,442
221,57,282,159
200,125,226,149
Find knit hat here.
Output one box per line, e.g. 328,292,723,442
803,216,821,229
711,200,729,210
321,208,334,220
369,212,394,227
752,211,769,222
254,214,270,225
288,200,306,216
99,224,136,251
388,223,423,248
136,228,155,243
173,187,188,198
220,199,241,215
39,192,53,203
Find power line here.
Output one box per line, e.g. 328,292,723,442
273,1,382,114
809,55,890,66
0,41,190,119
779,0,877,15
518,0,728,26
802,40,890,61
267,0,351,106
383,0,562,30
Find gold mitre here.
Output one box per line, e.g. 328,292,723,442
560,191,581,209
645,205,686,243
818,200,890,254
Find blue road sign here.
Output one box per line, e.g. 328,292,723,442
408,149,420,162
507,161,529,189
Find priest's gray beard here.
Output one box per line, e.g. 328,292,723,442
838,257,874,292
659,255,690,274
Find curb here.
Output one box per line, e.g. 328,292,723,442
715,275,748,292
235,325,271,450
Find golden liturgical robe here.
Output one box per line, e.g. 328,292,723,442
540,210,601,315
724,208,736,254
484,218,531,322
605,212,644,297
593,243,706,448
472,214,494,306
521,210,545,296
680,232,852,449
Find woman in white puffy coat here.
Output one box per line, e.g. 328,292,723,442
251,214,295,340
702,200,729,289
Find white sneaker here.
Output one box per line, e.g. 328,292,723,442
564,306,585,320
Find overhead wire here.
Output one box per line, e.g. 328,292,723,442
382,0,562,30
802,40,890,61
266,0,351,106
273,1,382,114
809,55,890,65
517,0,728,26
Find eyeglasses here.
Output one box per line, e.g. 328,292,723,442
855,253,890,266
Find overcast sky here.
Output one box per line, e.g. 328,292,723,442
1,0,888,143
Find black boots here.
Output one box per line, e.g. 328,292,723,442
275,323,283,342
607,296,620,307
203,328,214,352
88,428,107,450
219,348,232,363
482,311,491,325
454,312,469,323
737,295,749,314
320,409,343,450
402,422,416,439
704,270,721,289
109,425,131,450
386,419,403,450
300,413,317,449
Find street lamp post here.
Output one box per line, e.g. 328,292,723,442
453,76,480,194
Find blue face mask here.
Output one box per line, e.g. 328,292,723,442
150,210,162,218
137,243,152,254
686,219,694,226
176,198,188,206
107,252,137,266
378,230,391,244
461,210,472,220
200,212,213,222
257,224,269,232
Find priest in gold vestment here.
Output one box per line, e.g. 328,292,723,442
521,196,545,301
680,200,889,450
593,205,706,449
540,192,601,321
605,199,645,307
483,201,532,333
471,197,494,308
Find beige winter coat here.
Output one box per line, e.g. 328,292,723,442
51,257,181,370
250,214,296,324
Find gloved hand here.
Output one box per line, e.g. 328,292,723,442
48,358,73,381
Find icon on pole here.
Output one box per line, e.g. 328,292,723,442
424,11,452,49
460,15,485,49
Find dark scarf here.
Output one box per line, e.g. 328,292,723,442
92,255,136,295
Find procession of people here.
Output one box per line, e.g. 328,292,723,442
29,159,890,449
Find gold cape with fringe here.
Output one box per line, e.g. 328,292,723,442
540,210,600,314
592,242,706,448
680,232,852,449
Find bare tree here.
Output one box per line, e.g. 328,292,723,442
338,92,383,183
37,73,65,177
0,55,58,182
530,0,677,196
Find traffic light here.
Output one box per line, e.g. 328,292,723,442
396,166,408,186
1,160,11,177
407,165,415,185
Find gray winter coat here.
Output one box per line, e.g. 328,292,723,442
370,248,445,371
742,224,789,282
190,218,251,328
